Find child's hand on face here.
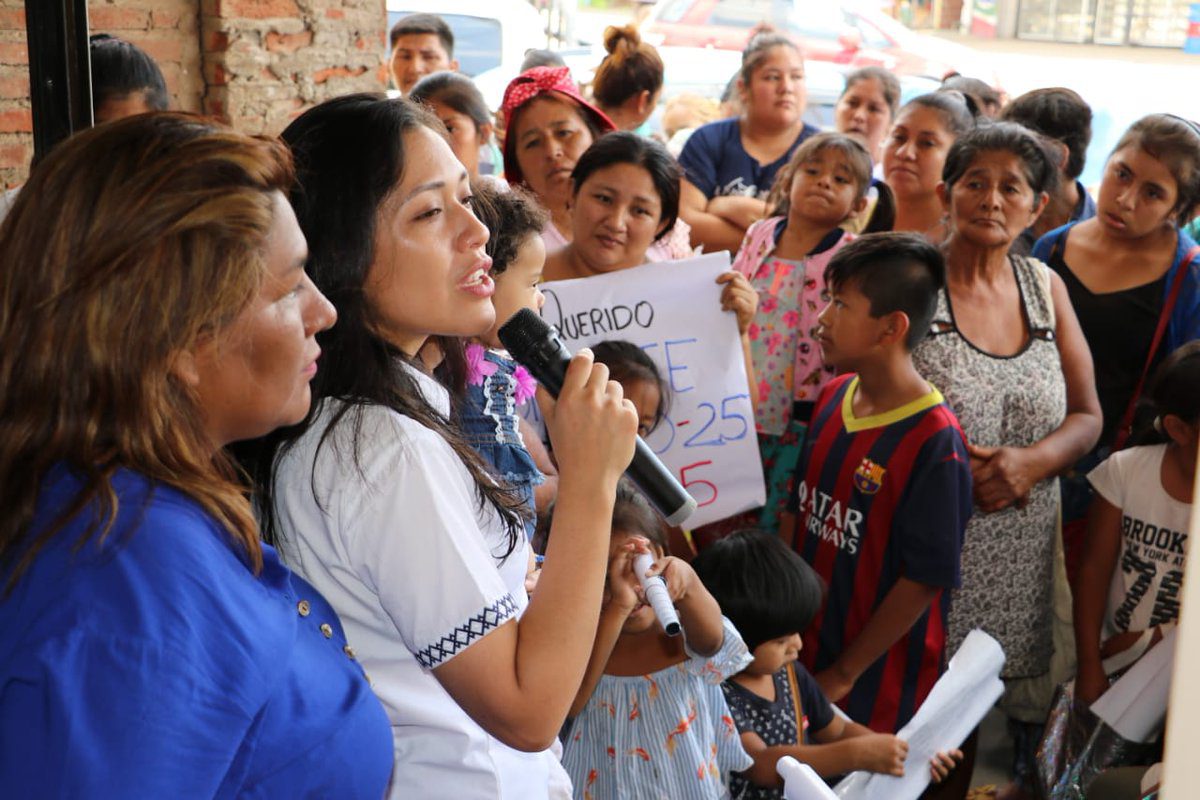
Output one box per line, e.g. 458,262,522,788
859,733,908,776
641,554,700,604
716,271,759,335
929,748,962,783
605,536,652,616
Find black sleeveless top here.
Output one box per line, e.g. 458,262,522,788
1046,245,1166,446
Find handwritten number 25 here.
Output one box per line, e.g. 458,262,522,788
683,394,750,448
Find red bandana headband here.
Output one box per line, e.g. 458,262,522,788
500,66,616,187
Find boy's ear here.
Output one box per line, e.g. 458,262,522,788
879,310,911,348
449,58,460,72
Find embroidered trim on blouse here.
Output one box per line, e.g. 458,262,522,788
415,593,519,669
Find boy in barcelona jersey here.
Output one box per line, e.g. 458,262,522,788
781,233,973,734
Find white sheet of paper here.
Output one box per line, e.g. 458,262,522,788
1091,627,1176,743
833,629,1006,800
526,253,765,528
778,756,840,800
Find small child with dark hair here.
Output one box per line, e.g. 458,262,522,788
545,481,753,798
589,340,698,560
1073,341,1200,705
693,530,961,797
784,232,973,738
591,340,669,438
460,182,550,540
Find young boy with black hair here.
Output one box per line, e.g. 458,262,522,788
784,232,973,735
693,530,960,798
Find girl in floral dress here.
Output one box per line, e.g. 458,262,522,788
731,132,884,529
555,484,753,799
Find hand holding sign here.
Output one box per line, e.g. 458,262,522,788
531,253,765,528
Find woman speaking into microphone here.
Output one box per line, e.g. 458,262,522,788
243,94,640,797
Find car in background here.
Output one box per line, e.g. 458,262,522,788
640,0,997,83
472,44,938,133
385,0,548,79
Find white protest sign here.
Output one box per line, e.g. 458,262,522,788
527,252,765,528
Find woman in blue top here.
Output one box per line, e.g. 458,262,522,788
0,114,393,797
677,29,818,254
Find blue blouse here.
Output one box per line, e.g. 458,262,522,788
677,117,818,200
0,467,393,798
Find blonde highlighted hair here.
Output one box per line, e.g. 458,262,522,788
0,113,293,589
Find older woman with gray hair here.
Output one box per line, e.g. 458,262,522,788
912,122,1101,798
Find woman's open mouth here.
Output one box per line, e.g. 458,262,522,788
459,261,495,297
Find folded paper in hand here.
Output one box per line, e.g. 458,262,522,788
1090,626,1176,743
833,629,1006,800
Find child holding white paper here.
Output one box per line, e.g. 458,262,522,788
1073,342,1199,705
693,530,961,799
549,483,753,799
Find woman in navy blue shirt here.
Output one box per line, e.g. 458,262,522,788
677,30,818,254
0,114,394,797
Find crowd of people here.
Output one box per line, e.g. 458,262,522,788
0,13,1196,800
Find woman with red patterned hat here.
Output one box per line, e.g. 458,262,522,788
501,66,617,252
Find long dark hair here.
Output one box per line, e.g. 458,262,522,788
243,93,525,554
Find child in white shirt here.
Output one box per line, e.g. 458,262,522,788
1073,341,1200,704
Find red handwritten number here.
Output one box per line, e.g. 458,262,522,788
680,461,718,507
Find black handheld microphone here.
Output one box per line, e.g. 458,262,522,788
498,308,698,526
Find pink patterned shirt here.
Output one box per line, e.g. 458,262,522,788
732,216,852,436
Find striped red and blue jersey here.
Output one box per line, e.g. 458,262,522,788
787,373,971,733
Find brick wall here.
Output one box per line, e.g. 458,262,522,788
201,0,386,135
0,0,385,189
